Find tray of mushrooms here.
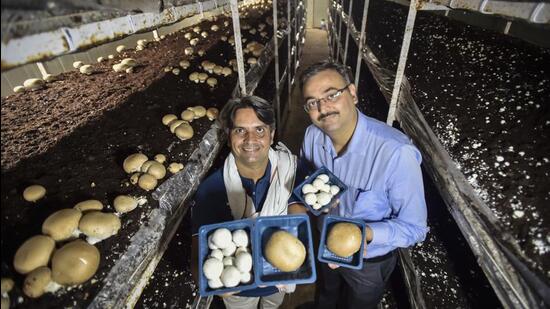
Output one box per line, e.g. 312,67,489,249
198,219,256,296
317,215,366,269
293,166,348,216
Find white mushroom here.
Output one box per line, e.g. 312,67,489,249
42,209,82,241
203,258,223,280
79,212,121,244
312,203,322,210
234,252,252,273
240,271,252,284
121,58,137,67
235,246,248,255
221,266,240,288
208,278,224,289
13,235,55,274
74,199,103,212
222,67,233,77
172,68,181,75
316,192,332,206
211,25,219,31
317,174,330,183
210,249,224,260
208,234,218,250
201,31,208,38
51,240,100,285
198,73,208,83
211,228,232,249
130,173,140,185
330,185,341,195
113,195,138,214
301,183,316,195
23,185,46,202
179,60,190,69
1,278,14,295
112,63,129,72
184,32,193,40
232,229,248,247
193,26,201,33
304,193,317,206
73,61,84,69
189,72,200,83
43,74,57,83
222,256,234,266
197,49,206,56
116,45,126,53
247,57,257,65
23,78,45,91
108,54,115,59
181,110,195,122
190,38,199,46
97,56,105,63
206,77,218,88
312,179,325,190
79,65,93,75
222,241,237,257
319,183,331,193
185,47,194,56
13,85,25,93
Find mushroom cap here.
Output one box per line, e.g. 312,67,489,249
1,278,14,294
72,61,84,69
140,160,155,173
190,106,206,118
220,266,240,288
23,185,46,202
179,60,190,69
188,72,199,82
211,228,232,249
74,199,103,212
23,266,52,298
222,67,232,76
209,249,223,260
198,73,208,82
79,65,93,75
201,31,208,38
116,45,126,53
162,114,178,126
316,192,332,206
213,65,223,75
316,174,330,183
330,185,341,195
304,193,317,206
79,211,121,240
235,252,253,273
184,47,194,55
180,110,195,122
168,162,184,174
121,58,137,67
174,123,194,140
13,85,25,93
222,256,234,266
203,257,224,280
190,38,199,46
327,222,362,257
240,271,251,284
208,278,223,289
301,183,316,195
206,107,219,121
232,229,248,247
211,25,219,31
23,78,45,90
42,209,82,241
51,240,100,285
172,68,181,75
221,241,236,257
123,153,148,173
206,77,218,87
113,195,138,214
154,154,167,164
169,119,188,133
144,161,166,179
193,26,201,33
13,235,55,274
138,173,158,191
130,173,140,185
43,74,57,82
264,230,306,272
112,63,129,72
97,56,105,63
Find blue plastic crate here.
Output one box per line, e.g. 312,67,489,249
318,215,365,270
293,166,348,216
253,215,317,286
198,219,257,296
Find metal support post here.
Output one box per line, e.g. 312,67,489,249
229,0,247,96
354,0,370,91
386,0,418,125
273,0,281,139
343,0,353,65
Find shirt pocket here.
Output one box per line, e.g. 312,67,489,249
351,189,389,222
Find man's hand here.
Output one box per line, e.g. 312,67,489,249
288,203,308,214
327,263,340,269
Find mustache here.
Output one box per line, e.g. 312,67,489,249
318,111,339,121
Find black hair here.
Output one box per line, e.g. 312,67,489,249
299,60,353,91
218,95,275,134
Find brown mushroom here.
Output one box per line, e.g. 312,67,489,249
74,199,103,212
23,267,58,298
42,209,82,241
113,195,138,214
51,240,100,285
168,163,184,174
143,161,166,179
154,154,166,164
1,278,14,295
13,235,55,274
23,185,46,202
123,153,148,174
174,123,194,140
138,174,158,191
162,114,178,126
79,212,121,244
180,110,195,122
206,107,219,121
130,173,140,185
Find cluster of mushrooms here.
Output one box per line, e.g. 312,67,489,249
122,153,184,191
4,185,146,300
161,106,219,141
203,228,253,289
301,174,341,210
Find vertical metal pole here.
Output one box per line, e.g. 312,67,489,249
336,0,343,62
504,21,512,34
343,0,353,65
273,0,281,139
229,0,247,96
287,0,292,109
386,0,418,126
354,0,370,90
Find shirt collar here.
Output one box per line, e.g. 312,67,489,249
240,161,272,190
320,109,367,156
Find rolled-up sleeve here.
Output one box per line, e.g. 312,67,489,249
367,145,429,251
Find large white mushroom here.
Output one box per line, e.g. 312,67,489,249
234,252,252,273
211,228,232,249
222,241,237,257
42,209,82,241
220,266,240,288
51,240,100,285
23,78,45,91
203,258,223,280
232,229,248,247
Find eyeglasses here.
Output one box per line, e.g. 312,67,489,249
303,84,351,112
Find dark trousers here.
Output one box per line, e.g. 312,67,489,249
314,251,397,309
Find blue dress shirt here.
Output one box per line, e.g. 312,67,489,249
301,110,428,258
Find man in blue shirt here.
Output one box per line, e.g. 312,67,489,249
299,61,428,309
191,96,305,309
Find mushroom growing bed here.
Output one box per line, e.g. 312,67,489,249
362,0,549,280
0,6,274,308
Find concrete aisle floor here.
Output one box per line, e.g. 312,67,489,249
279,28,330,309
